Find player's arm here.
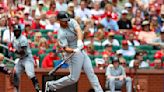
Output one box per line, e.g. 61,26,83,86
15,46,27,55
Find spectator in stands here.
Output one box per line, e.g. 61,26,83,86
129,52,149,68
24,0,31,14
34,32,42,46
106,56,132,92
84,32,94,46
94,31,104,46
75,0,91,21
102,32,120,46
102,44,115,57
67,2,75,18
23,11,32,25
47,32,57,44
148,29,164,47
2,25,14,44
100,0,110,9
46,1,58,16
138,20,157,43
31,16,45,29
126,33,140,46
95,52,110,70
42,49,60,68
35,0,45,16
91,1,104,16
40,13,49,27
118,9,132,29
117,40,136,57
101,12,119,31
85,44,99,56
119,58,127,68
124,2,133,20
104,4,118,21
56,0,68,11
38,38,49,55
22,24,33,38
150,16,161,33
46,16,60,32
153,59,163,69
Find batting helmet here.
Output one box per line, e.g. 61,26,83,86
13,25,21,38
57,11,70,21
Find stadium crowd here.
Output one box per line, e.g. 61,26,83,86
0,0,163,70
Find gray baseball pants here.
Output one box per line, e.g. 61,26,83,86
46,51,103,92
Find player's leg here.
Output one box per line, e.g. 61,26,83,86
13,62,23,92
23,57,41,92
46,52,84,91
82,52,103,92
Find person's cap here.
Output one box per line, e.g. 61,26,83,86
68,2,74,7
121,10,128,14
142,20,149,26
102,52,108,57
105,44,112,48
111,56,119,64
57,11,70,21
35,15,41,19
124,2,132,8
122,40,128,45
38,0,44,5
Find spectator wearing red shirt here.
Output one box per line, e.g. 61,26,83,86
46,2,58,16
31,16,45,29
42,49,60,68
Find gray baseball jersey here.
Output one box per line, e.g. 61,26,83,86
58,19,78,49
13,35,32,58
46,19,103,92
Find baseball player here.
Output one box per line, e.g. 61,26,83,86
8,25,41,92
45,11,103,92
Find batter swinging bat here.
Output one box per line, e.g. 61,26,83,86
48,53,74,76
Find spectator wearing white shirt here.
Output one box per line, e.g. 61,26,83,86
75,0,91,21
129,52,149,68
45,16,60,32
56,0,68,11
102,32,120,46
117,40,136,57
35,0,45,16
2,29,14,44
90,1,104,16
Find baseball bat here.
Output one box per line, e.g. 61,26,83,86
0,43,8,49
4,57,16,64
48,53,74,76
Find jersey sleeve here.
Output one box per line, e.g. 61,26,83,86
69,19,81,31
20,36,28,47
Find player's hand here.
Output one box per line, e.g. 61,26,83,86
8,43,16,52
77,40,84,50
73,48,81,53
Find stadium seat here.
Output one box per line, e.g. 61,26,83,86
114,35,123,41
39,54,47,67
91,60,96,67
136,45,153,50
112,46,121,52
31,48,39,56
46,48,52,53
94,45,104,51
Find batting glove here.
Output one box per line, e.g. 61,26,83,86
77,40,84,50
73,48,81,53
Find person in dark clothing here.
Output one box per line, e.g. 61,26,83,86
118,10,132,29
